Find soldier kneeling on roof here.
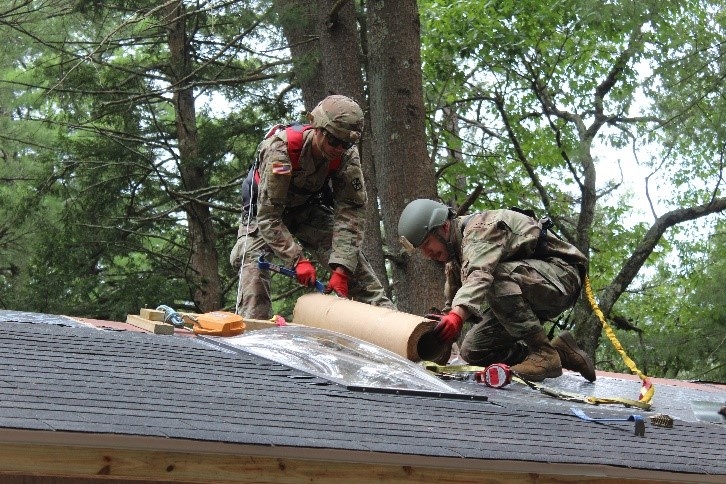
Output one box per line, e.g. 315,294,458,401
398,199,596,382
230,94,394,319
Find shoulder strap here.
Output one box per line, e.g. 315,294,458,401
285,124,341,176
459,214,475,233
508,206,537,219
284,124,311,170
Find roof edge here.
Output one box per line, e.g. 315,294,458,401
0,430,719,483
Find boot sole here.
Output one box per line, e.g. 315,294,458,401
557,331,596,382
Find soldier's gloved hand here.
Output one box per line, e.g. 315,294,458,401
294,258,317,287
325,267,349,298
434,312,464,343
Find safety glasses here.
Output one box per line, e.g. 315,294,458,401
323,129,354,150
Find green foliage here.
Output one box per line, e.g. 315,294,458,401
597,220,725,382
679,223,726,381
420,0,648,215
0,0,292,316
1,0,724,380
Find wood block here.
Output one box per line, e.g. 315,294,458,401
141,308,198,324
244,318,281,331
139,308,164,321
125,314,174,335
243,318,299,331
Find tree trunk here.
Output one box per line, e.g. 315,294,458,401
273,0,326,109
164,1,221,311
366,0,443,314
316,0,389,293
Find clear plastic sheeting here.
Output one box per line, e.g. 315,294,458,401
220,326,460,394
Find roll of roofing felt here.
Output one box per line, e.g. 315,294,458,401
291,293,449,363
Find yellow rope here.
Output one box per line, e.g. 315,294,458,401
583,276,654,406
424,363,652,410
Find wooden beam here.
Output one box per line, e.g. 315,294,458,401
125,315,174,335
0,441,705,484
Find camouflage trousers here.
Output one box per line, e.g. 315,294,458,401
459,258,582,366
230,204,394,319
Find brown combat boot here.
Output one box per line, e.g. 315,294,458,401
510,330,563,382
552,331,597,382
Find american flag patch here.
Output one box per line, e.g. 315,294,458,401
271,162,291,175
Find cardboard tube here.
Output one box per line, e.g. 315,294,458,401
292,293,450,362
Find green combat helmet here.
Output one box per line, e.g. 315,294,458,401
398,198,452,250
307,95,364,143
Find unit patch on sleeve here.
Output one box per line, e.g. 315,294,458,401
351,177,363,191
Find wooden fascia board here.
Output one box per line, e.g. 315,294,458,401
0,430,716,483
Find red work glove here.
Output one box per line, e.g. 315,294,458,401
434,312,464,343
294,258,317,287
325,268,350,298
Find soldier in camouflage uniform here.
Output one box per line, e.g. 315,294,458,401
398,199,596,382
230,95,394,319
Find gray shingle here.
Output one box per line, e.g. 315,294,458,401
0,316,723,477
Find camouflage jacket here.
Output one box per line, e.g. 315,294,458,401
254,128,367,272
443,209,588,318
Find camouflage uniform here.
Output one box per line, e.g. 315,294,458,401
230,127,393,319
442,209,588,366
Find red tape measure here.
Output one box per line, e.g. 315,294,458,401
474,363,512,388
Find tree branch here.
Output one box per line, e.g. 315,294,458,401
600,197,726,313
456,184,483,215
588,23,644,138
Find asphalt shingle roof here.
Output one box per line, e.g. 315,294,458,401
0,312,724,478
